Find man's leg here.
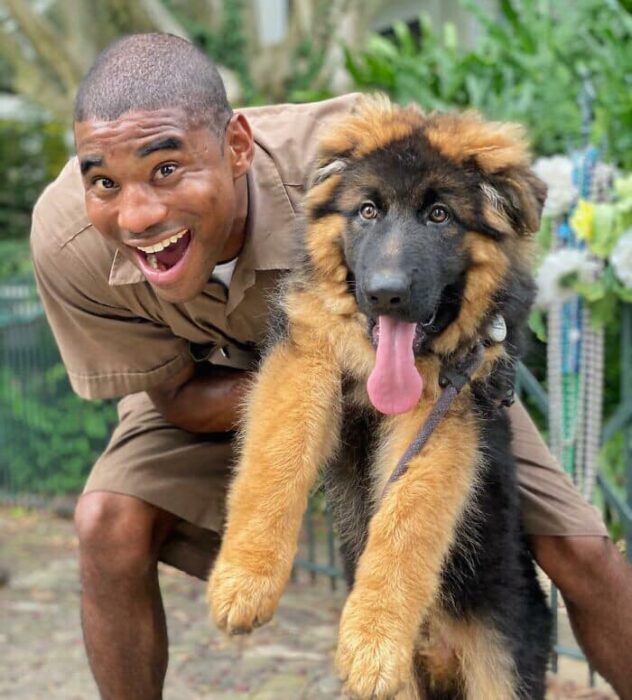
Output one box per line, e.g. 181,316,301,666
74,491,180,700
531,535,632,699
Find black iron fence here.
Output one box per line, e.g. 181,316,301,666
0,279,116,500
1,278,630,682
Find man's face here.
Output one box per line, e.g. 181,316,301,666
74,107,253,303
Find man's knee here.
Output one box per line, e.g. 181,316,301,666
530,535,620,601
74,491,178,578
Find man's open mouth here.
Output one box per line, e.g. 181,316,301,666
133,229,192,273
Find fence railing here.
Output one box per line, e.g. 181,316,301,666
0,279,117,500
2,279,630,681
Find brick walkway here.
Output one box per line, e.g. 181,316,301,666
0,507,617,699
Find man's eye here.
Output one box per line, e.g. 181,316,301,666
93,177,116,190
155,163,177,180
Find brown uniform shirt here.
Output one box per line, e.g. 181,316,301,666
32,96,363,398
31,96,606,577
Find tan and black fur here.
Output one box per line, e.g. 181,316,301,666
208,97,551,699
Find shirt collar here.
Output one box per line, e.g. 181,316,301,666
108,135,296,308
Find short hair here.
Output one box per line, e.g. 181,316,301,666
74,33,232,137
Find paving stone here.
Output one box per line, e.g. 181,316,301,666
250,671,310,698
0,507,618,699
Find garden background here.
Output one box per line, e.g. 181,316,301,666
0,2,631,696
1,0,630,530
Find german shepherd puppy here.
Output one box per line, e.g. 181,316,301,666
208,96,552,699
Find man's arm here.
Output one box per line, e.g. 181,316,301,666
147,362,251,433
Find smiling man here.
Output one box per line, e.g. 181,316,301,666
30,33,632,700
75,108,247,302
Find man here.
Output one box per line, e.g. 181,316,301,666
31,33,631,700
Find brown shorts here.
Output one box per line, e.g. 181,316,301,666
85,393,607,579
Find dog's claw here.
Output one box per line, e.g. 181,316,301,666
335,594,413,700
207,558,280,636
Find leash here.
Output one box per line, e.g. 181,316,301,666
381,342,486,500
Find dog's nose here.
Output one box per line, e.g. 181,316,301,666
365,271,411,312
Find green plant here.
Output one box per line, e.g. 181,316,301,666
0,118,68,241
531,172,632,330
0,349,116,495
344,0,632,168
0,240,32,279
165,0,258,104
595,430,627,542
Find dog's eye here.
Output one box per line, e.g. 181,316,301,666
359,202,378,220
429,205,450,224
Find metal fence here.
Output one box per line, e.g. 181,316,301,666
1,278,630,549
2,278,631,679
0,278,117,501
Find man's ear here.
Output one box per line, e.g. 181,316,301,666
482,166,547,236
225,113,254,179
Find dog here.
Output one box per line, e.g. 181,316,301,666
208,96,552,699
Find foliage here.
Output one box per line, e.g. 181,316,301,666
534,172,632,329
595,430,627,542
165,0,258,104
0,118,69,241
344,0,632,169
165,0,335,105
0,342,116,495
0,240,32,279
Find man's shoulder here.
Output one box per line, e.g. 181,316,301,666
240,93,361,127
31,157,91,251
31,156,116,290
241,94,362,187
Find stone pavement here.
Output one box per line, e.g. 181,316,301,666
0,507,618,699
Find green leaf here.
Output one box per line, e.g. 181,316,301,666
574,278,607,302
392,21,416,57
615,286,632,303
528,309,548,342
589,203,620,257
586,293,619,328
443,22,458,52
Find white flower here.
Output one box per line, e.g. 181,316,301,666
535,248,601,308
533,156,578,218
610,229,632,288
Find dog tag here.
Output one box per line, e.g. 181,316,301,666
487,314,507,343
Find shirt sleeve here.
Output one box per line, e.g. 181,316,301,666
30,181,191,400
508,399,559,472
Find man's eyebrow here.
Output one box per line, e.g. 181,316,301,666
137,137,184,158
79,156,103,175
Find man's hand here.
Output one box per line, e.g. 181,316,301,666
148,362,251,433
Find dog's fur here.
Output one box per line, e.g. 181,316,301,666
208,96,552,699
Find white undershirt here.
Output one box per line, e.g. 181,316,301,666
211,257,238,288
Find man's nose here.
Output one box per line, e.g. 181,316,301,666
117,185,168,234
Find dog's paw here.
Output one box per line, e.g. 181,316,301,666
207,557,282,635
336,595,413,699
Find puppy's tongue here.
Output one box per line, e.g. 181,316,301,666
367,316,423,415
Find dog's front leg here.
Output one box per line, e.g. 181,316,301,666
208,340,341,635
336,406,479,700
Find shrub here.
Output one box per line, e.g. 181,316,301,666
344,0,632,168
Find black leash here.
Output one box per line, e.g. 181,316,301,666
381,342,485,500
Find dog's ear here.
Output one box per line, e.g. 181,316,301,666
307,158,348,190
481,167,547,236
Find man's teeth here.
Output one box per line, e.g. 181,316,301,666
138,229,187,254
148,253,158,270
